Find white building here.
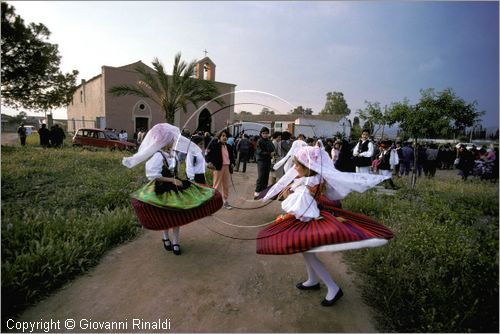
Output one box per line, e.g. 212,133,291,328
233,114,351,138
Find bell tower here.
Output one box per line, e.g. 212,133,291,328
195,57,216,81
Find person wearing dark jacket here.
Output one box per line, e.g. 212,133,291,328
456,144,475,181
254,127,275,199
235,134,251,173
206,129,235,209
352,129,374,174
38,123,51,148
17,123,27,146
334,139,355,172
377,140,400,189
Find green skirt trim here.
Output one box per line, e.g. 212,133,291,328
131,180,215,209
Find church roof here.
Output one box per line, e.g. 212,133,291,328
197,56,215,65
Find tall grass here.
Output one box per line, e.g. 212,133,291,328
1,145,145,319
343,175,499,332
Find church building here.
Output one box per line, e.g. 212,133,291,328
66,57,236,135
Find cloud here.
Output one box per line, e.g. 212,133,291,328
418,56,444,72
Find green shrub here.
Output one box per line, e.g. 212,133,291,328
343,176,499,332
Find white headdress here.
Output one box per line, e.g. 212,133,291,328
264,145,390,201
122,123,202,168
273,139,308,172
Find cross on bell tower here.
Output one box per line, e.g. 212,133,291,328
203,49,208,57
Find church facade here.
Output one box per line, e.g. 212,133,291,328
66,57,236,135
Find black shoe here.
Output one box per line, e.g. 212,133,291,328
173,244,181,255
162,238,172,251
296,282,320,290
321,288,343,306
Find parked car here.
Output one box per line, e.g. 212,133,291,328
72,128,137,151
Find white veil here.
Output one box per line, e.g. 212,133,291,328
272,139,308,173
122,123,202,168
263,145,390,201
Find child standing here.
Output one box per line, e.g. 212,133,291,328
205,129,235,209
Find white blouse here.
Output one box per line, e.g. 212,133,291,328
186,151,206,179
281,174,322,222
145,151,175,180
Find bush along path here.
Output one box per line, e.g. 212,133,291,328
342,173,499,333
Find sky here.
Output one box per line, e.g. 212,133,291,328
4,1,499,132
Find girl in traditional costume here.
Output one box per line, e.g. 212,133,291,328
122,123,223,255
256,145,394,306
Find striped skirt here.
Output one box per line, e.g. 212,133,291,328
256,204,393,255
130,189,223,230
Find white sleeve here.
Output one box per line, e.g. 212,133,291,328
352,142,360,156
145,152,164,180
389,149,399,167
186,152,195,179
195,151,206,174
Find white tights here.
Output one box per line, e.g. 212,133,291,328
302,252,340,300
162,227,180,244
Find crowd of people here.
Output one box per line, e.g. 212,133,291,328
17,123,66,148
130,126,498,202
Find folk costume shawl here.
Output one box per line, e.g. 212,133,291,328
263,145,390,202
122,123,202,169
258,145,394,254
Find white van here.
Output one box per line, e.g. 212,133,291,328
24,125,37,135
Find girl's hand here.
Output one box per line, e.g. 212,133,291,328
157,177,183,187
207,162,215,170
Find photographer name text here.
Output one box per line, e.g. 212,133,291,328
6,318,171,332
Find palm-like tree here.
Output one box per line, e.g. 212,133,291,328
108,52,224,125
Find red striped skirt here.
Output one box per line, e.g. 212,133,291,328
256,206,394,255
130,190,223,230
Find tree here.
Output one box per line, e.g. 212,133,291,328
108,52,224,124
289,106,313,116
320,91,351,116
1,2,78,112
290,106,305,115
357,101,392,139
350,123,362,141
260,107,275,115
238,110,253,116
387,88,484,188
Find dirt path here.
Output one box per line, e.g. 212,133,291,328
1,132,21,145
16,161,379,332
